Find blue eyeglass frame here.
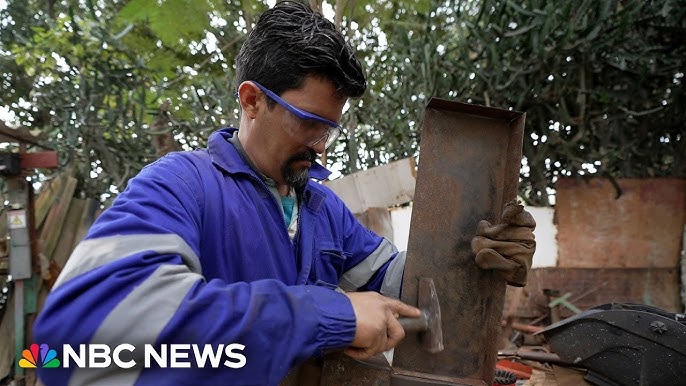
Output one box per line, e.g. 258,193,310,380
250,81,341,129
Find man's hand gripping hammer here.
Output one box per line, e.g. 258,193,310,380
397,277,444,353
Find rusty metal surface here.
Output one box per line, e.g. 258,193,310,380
320,353,392,385
393,98,525,385
319,354,486,386
391,368,487,386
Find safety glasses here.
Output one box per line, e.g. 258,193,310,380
251,81,342,150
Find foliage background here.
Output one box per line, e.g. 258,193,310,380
1,0,684,206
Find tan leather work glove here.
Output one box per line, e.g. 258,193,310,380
471,201,536,287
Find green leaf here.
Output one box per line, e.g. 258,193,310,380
117,0,211,48
116,0,156,23
150,0,211,47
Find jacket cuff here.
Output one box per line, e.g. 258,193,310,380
307,286,356,350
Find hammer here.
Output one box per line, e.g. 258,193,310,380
398,277,444,353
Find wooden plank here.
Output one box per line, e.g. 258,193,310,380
522,367,592,386
522,369,557,386
39,175,77,259
0,295,15,381
325,157,416,214
555,178,686,268
0,211,7,274
551,366,592,386
71,198,99,251
0,204,6,236
50,198,85,269
0,210,5,276
0,210,5,272
34,175,64,229
0,121,49,147
681,225,686,313
19,151,59,170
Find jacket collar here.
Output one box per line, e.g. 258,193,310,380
208,127,332,182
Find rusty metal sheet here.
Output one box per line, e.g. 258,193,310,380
320,353,392,385
319,354,485,386
391,368,486,385
393,98,525,385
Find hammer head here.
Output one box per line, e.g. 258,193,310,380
417,277,444,353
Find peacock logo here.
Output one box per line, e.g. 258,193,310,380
19,343,60,368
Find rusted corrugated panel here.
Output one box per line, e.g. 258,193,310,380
393,99,525,385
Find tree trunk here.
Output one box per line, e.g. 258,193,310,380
151,100,181,157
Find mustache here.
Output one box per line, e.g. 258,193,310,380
287,149,317,164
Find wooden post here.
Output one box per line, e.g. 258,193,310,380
681,225,686,313
7,176,30,385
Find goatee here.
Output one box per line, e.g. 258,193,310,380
282,149,317,189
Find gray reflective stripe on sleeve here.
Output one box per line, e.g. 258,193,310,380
53,234,202,289
339,238,398,291
68,264,202,386
380,250,405,299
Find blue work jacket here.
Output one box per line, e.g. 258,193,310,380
34,128,404,385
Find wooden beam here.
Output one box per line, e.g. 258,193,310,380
0,121,50,149
35,175,64,229
19,151,59,169
39,175,77,260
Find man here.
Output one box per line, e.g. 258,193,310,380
34,2,535,385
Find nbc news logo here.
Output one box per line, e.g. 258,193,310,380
19,343,61,368
18,342,246,369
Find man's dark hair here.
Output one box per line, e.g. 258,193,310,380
235,1,366,103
